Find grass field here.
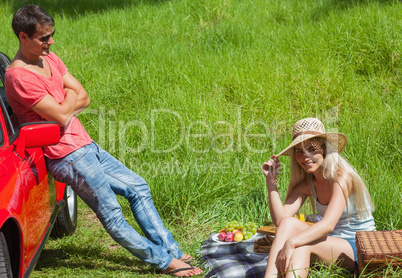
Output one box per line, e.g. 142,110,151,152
0,0,401,277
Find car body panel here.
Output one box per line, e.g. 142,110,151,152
0,136,58,274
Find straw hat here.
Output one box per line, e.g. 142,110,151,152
277,118,348,157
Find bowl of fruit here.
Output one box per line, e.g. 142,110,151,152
212,220,259,243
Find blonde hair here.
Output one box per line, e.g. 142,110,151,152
285,138,374,219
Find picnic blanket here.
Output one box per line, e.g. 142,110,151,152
197,234,269,278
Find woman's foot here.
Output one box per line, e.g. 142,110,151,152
162,258,203,277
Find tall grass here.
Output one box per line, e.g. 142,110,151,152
0,0,400,277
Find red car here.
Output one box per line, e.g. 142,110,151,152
0,52,78,278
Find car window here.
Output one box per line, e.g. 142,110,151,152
0,79,19,144
0,86,6,147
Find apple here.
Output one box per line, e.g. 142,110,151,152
225,232,234,242
234,231,243,242
218,232,227,241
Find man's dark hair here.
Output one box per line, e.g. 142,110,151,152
12,5,54,38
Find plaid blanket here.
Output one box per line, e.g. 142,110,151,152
197,234,269,278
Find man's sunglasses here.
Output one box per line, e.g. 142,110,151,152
39,30,55,42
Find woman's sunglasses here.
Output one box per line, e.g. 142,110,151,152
39,30,55,43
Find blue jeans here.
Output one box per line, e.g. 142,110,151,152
346,239,358,271
46,141,182,270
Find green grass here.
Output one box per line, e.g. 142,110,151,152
1,0,401,277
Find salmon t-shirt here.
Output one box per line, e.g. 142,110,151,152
5,51,92,159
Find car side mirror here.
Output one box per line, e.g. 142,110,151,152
15,122,60,159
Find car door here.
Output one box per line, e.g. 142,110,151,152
18,145,53,265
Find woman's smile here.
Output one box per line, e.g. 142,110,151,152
303,161,316,167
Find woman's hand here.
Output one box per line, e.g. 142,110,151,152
276,239,295,275
262,155,280,182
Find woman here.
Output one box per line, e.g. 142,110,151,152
262,118,375,277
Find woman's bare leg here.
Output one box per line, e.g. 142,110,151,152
286,236,355,278
265,217,356,278
265,217,311,277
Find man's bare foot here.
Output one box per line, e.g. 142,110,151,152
161,258,203,277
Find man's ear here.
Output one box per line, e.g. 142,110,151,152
19,31,29,42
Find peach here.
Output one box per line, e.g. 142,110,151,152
234,231,243,242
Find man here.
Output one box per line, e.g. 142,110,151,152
5,5,202,277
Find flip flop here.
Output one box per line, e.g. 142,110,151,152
183,258,195,264
163,263,195,276
180,257,195,264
